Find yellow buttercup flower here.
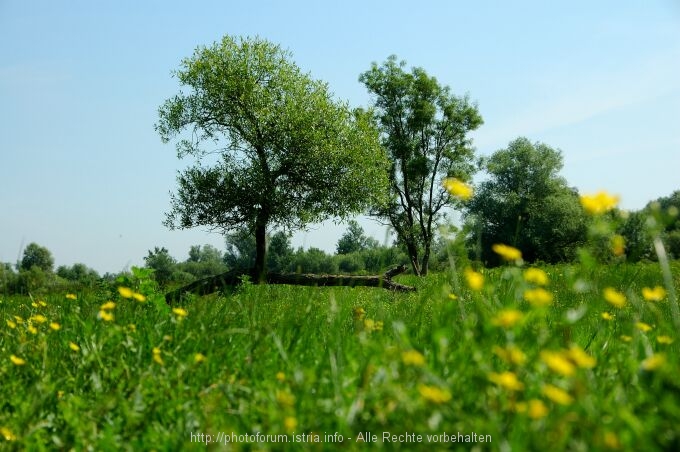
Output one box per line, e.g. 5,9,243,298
491,309,524,328
620,335,632,342
540,350,576,376
492,243,522,262
276,371,286,382
0,426,17,441
118,287,133,298
635,322,653,333
580,191,620,215
492,345,527,365
566,345,596,368
172,307,188,318
464,268,484,291
603,287,626,308
68,342,80,352
657,335,674,345
100,301,116,311
601,312,614,321
152,347,164,365
65,293,77,300
276,390,295,407
641,353,666,371
353,307,366,320
10,355,26,366
418,384,453,403
30,314,47,324
523,268,549,286
132,292,146,302
284,416,298,433
542,384,573,405
27,325,38,335
642,286,666,302
49,322,61,331
194,353,206,364
443,177,473,201
37,300,47,307
524,288,553,307
527,399,549,419
402,350,426,367
6,319,16,329
488,371,525,391
98,310,114,322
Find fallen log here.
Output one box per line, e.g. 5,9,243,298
165,265,415,303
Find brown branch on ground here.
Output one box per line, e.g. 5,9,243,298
165,265,415,304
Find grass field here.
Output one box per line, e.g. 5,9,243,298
1,253,679,451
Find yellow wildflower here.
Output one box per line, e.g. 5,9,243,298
601,312,614,321
523,268,549,286
276,371,286,382
127,324,137,332
657,335,674,345
402,350,426,367
418,384,453,403
464,268,484,291
118,287,133,298
65,293,77,300
13,316,24,324
488,371,525,391
542,384,573,405
492,345,527,365
620,335,632,342
194,353,206,364
152,347,164,365
6,319,16,329
540,350,576,376
491,309,524,328
27,325,38,335
492,243,523,262
284,416,298,433
68,342,80,352
448,293,458,300
49,322,61,331
132,292,146,302
172,307,188,318
10,355,26,366
37,300,47,307
642,286,666,302
98,310,114,322
566,345,596,368
527,399,549,419
363,319,383,332
0,427,17,441
603,431,621,450
524,288,553,307
603,287,626,308
611,235,626,256
30,314,48,324
635,322,653,333
353,307,366,320
276,390,295,407
580,191,620,215
443,177,473,201
100,301,116,310
641,353,666,371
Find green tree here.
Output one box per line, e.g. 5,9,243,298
180,244,227,278
144,247,177,288
465,138,588,266
157,35,388,281
56,263,100,285
224,228,256,270
20,242,54,272
267,231,294,273
336,220,379,254
360,56,483,275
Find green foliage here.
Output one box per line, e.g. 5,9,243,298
336,220,379,255
465,137,588,266
20,242,54,273
143,247,177,289
157,35,389,278
56,263,100,287
360,55,483,276
289,247,338,274
177,244,227,279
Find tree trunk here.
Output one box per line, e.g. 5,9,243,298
165,265,415,304
253,214,268,283
420,243,430,276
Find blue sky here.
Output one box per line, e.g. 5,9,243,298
1,1,679,274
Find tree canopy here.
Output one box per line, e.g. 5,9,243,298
360,56,483,275
156,35,389,279
465,137,588,266
20,242,54,273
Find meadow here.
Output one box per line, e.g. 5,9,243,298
1,249,679,451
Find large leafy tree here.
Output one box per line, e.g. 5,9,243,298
465,138,588,266
360,56,483,275
336,220,379,254
157,36,388,280
20,242,54,273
